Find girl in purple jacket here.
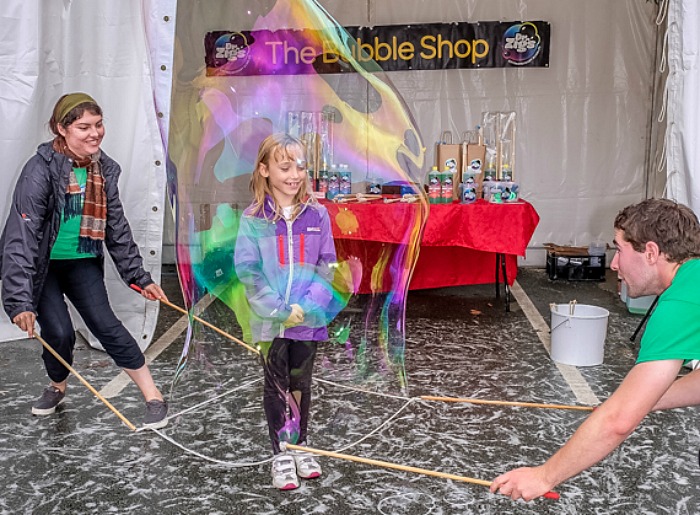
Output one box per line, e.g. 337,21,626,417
235,133,337,490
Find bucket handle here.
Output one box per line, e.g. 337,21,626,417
569,300,577,316
550,317,570,332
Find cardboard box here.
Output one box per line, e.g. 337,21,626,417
544,244,606,282
546,252,606,281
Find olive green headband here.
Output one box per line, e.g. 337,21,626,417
55,93,98,125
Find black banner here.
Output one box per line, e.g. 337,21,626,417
205,21,550,76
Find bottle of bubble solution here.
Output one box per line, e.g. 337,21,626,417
366,165,382,195
428,166,441,204
501,163,513,182
339,164,352,195
461,174,477,204
366,175,382,195
441,167,454,204
317,160,329,195
327,164,339,200
484,147,497,183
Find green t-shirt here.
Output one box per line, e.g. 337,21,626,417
637,259,700,364
50,167,96,260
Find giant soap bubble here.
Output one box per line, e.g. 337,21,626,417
166,0,427,421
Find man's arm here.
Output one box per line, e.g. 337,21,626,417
490,359,682,501
652,367,700,410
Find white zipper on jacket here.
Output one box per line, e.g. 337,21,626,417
284,218,295,303
280,218,295,338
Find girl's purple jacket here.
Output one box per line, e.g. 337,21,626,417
234,197,340,344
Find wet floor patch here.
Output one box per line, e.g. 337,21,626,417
1,268,699,514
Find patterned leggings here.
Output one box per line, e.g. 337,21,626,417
259,337,317,454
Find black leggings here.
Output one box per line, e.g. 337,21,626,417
260,337,317,454
36,258,145,382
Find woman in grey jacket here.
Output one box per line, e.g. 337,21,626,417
0,93,168,428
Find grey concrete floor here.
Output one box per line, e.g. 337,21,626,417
1,266,699,514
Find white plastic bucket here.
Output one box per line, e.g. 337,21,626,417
550,304,609,366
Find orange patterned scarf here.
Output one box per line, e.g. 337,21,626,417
53,137,107,253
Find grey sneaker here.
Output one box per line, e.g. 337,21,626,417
143,399,168,429
32,386,65,415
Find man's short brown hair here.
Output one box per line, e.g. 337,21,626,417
614,198,700,263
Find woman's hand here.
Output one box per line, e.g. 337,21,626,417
141,283,168,302
13,311,37,337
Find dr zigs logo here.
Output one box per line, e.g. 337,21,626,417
502,22,542,66
214,32,252,74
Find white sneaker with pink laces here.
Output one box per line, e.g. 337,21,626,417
271,454,299,490
293,450,322,479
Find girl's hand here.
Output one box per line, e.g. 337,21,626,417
284,304,305,327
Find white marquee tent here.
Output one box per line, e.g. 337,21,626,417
0,0,697,345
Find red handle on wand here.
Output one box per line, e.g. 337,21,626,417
130,284,142,293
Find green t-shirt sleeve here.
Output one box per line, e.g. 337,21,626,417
637,298,700,363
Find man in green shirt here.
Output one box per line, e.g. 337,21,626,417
491,198,700,501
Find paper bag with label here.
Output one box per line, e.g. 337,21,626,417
436,131,462,174
436,131,461,200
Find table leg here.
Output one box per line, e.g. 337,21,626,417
495,254,501,299
500,253,511,312
495,253,511,312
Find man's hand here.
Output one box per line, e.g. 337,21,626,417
284,304,305,327
12,311,37,338
490,466,554,502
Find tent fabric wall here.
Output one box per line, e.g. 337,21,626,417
161,0,658,264
0,0,169,347
643,1,671,201
666,0,700,214
0,0,667,344
339,0,658,253
142,0,177,147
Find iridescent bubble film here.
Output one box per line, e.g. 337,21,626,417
167,0,427,396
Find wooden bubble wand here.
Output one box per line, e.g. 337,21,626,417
130,284,259,356
421,395,594,412
283,442,560,500
34,333,137,431
140,285,594,412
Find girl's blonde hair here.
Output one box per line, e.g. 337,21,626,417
249,133,315,219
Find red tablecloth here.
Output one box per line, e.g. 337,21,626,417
325,199,540,292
